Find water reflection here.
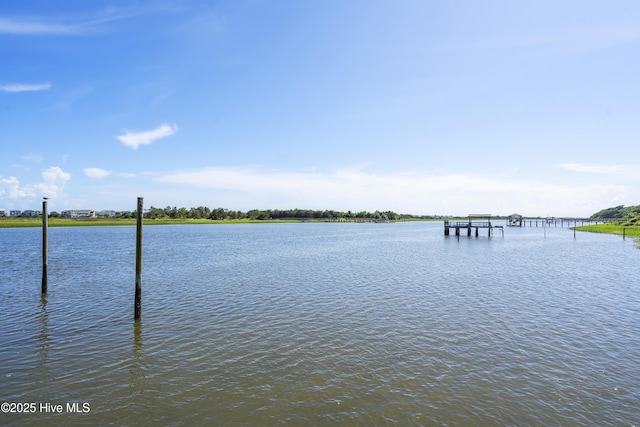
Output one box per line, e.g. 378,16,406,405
129,320,146,394
36,294,50,373
36,294,52,392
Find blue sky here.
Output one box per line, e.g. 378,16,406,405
2,0,640,217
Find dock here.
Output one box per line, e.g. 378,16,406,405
509,217,622,227
444,214,504,237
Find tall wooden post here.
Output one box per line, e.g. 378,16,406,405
134,197,143,320
41,199,48,294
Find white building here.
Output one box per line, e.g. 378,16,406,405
62,210,96,218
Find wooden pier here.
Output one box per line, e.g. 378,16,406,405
444,214,504,238
513,217,622,227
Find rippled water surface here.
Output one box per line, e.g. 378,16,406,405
1,222,638,426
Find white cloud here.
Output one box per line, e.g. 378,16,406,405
0,82,51,92
38,166,72,198
0,167,71,203
0,18,78,35
0,176,28,199
559,162,640,178
117,123,178,149
154,166,632,217
84,167,111,179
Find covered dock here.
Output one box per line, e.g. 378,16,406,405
444,214,504,237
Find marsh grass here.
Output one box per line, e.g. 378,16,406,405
0,217,296,228
576,223,640,238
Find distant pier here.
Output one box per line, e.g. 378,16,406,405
445,215,624,237
511,217,622,227
444,214,503,238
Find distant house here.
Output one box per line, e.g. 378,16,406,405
10,210,22,217
0,209,5,217
61,210,96,218
23,210,42,217
98,210,116,218
508,213,523,227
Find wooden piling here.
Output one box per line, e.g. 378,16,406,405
134,197,143,320
623,227,626,240
41,199,48,294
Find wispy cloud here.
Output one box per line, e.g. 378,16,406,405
547,25,640,53
20,154,44,163
0,17,79,35
559,162,640,176
0,82,51,93
52,84,94,110
442,24,640,56
84,168,111,179
0,5,178,36
117,172,136,178
117,123,178,150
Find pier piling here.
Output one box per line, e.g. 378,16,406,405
134,197,143,320
41,198,48,294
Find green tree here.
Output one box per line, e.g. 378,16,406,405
146,206,166,219
209,207,227,220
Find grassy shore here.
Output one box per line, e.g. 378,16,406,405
0,217,302,228
575,223,640,238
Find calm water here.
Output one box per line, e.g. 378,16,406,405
0,222,638,426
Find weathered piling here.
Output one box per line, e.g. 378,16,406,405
134,197,143,320
41,198,48,294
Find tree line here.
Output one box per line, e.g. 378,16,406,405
141,206,436,221
590,204,640,226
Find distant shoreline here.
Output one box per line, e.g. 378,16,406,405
0,217,303,228
3,218,637,240
0,217,435,228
